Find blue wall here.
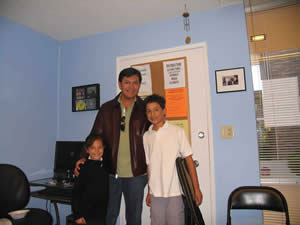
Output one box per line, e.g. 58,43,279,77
0,17,58,178
0,3,260,225
59,4,260,224
0,15,59,218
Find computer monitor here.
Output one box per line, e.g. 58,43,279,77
54,141,84,179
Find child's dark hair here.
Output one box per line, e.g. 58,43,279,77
84,134,105,151
144,94,166,109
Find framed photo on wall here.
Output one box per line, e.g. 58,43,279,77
215,67,246,93
72,83,100,112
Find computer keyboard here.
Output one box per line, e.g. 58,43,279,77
38,187,73,198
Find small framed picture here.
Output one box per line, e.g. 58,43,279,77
72,84,100,112
215,67,246,93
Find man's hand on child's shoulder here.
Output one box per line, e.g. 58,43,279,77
75,217,87,224
74,158,86,177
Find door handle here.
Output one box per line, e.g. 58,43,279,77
194,160,199,168
198,131,205,139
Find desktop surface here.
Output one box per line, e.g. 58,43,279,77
30,177,73,204
30,177,73,189
30,178,73,225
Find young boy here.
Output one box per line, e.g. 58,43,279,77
72,134,109,225
143,94,202,225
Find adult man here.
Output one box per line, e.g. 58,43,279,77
75,67,150,225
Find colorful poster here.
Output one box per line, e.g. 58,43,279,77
165,87,188,118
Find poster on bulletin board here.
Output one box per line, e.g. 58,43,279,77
163,59,186,89
132,64,153,97
165,88,188,118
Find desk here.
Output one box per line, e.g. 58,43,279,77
30,178,73,225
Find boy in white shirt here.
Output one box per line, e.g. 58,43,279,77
143,94,202,225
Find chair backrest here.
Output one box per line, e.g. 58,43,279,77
227,186,290,225
0,164,30,217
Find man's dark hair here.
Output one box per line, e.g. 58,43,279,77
144,94,166,110
118,67,142,83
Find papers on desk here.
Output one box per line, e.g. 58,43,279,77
63,182,73,188
47,179,57,185
47,179,73,188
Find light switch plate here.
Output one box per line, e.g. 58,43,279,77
221,126,234,139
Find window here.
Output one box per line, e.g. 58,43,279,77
252,49,300,224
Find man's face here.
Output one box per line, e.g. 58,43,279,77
118,75,141,99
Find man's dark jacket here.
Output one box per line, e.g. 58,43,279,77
89,93,150,176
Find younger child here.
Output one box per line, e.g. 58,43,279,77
143,94,202,225
72,134,109,225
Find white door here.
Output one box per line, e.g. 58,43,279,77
116,43,216,225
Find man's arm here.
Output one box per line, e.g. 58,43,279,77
75,106,104,176
74,158,86,177
185,155,203,206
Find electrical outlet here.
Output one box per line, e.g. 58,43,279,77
221,126,234,139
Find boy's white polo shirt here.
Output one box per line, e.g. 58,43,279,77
143,121,192,197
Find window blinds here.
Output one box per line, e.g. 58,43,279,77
252,49,300,225
253,51,300,183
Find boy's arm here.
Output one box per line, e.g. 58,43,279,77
143,134,151,207
185,155,203,206
146,166,151,207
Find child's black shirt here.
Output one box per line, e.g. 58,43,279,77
72,159,109,221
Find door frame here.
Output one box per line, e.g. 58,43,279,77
116,42,216,225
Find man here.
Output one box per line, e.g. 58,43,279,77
75,67,150,225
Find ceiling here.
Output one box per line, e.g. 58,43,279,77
0,0,242,41
1,0,296,41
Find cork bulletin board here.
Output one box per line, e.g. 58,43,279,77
132,57,191,141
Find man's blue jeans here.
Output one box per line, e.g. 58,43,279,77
106,174,147,225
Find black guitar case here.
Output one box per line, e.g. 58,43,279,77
176,157,205,225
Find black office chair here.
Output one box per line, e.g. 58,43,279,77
227,186,290,225
0,164,53,225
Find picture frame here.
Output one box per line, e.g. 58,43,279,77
72,83,100,112
215,67,246,93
